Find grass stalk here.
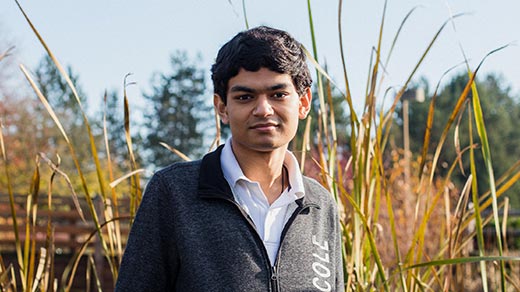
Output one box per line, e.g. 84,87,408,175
468,104,489,290
469,71,506,291
123,75,142,218
3,1,519,291
0,120,25,290
102,91,124,267
14,3,120,280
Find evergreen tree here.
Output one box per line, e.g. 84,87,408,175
143,51,210,167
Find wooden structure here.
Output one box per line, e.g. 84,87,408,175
0,194,131,291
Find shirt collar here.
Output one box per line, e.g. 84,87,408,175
220,137,305,199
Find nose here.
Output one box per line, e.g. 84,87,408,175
253,96,274,117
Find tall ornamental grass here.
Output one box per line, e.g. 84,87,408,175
299,0,520,291
1,0,520,291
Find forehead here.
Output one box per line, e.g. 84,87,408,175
227,67,295,93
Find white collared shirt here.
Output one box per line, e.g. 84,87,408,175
220,138,305,266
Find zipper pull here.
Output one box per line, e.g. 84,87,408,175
271,265,278,280
271,273,278,281
270,266,279,292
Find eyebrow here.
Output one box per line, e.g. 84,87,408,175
229,83,290,93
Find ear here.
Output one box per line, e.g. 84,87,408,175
298,87,312,119
213,94,229,124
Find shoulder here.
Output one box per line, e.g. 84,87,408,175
302,176,337,208
154,160,201,180
145,160,202,193
155,160,202,177
302,176,331,198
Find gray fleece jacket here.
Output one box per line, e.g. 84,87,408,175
116,146,344,291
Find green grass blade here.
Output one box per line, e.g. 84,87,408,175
384,180,407,291
375,6,421,100
366,0,387,110
307,0,329,152
299,116,312,173
418,62,465,179
494,164,520,198
241,0,249,29
428,70,476,183
468,105,489,291
87,256,103,292
306,0,319,63
470,73,506,291
0,119,25,285
384,6,421,69
382,13,465,128
460,43,511,291
337,0,358,129
475,165,520,212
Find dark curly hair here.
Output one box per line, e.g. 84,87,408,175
211,26,312,104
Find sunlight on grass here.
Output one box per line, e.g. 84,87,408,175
0,0,519,291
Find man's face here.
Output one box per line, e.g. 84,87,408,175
214,67,311,154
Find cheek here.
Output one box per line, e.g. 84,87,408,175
287,106,303,122
226,110,244,126
285,112,301,131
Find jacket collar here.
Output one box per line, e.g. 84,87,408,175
197,144,320,208
198,145,234,200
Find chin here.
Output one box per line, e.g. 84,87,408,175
251,141,287,152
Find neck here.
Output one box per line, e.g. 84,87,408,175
231,142,288,204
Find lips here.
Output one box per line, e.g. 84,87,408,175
250,121,279,131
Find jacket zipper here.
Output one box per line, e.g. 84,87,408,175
202,193,318,291
271,265,278,292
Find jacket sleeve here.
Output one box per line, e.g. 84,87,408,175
115,172,178,291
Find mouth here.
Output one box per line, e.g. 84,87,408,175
250,122,278,131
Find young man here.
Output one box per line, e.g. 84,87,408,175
116,26,344,292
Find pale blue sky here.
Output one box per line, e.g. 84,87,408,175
2,0,519,112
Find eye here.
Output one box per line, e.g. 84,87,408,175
272,92,288,99
234,94,253,101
